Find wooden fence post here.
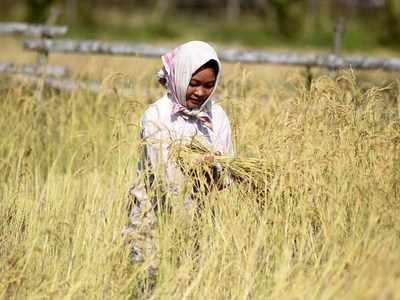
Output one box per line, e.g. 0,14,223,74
305,65,313,90
331,16,345,77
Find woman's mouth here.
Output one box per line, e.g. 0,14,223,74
187,97,206,109
189,98,203,104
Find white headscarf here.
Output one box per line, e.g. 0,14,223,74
157,41,221,130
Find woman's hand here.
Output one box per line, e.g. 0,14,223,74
200,151,221,164
201,153,215,164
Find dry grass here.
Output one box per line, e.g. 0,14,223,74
1,37,400,299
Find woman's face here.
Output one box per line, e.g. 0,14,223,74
186,67,216,110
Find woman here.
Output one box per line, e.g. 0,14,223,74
124,41,234,265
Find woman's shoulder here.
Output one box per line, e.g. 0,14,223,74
141,94,172,123
211,102,229,122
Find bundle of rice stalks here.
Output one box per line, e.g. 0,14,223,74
168,138,277,192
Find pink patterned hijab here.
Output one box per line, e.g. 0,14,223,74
157,41,221,130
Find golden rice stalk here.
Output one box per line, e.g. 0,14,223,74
168,138,276,188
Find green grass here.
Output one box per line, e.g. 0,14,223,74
67,22,179,42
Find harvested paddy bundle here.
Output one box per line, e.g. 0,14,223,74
168,138,277,193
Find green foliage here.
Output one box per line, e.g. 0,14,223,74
268,0,305,38
380,0,400,45
25,0,55,23
61,8,400,52
68,21,178,41
1,1,398,51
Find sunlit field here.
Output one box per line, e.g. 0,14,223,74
1,37,400,299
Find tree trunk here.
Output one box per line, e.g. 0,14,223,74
67,0,78,23
254,0,269,17
226,0,240,23
152,0,176,22
304,0,317,34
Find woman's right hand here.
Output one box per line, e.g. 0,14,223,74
201,153,215,164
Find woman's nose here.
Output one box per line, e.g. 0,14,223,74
194,87,206,97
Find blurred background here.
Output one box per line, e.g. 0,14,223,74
2,0,400,52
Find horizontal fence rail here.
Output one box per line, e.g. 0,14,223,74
0,63,68,77
0,22,67,37
24,39,170,56
25,76,136,94
3,71,128,94
36,77,101,92
23,39,400,72
220,50,400,71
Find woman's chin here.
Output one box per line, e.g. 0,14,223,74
186,101,202,110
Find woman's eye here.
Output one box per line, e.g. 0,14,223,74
189,81,215,89
205,83,215,89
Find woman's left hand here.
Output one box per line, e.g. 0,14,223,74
201,153,215,164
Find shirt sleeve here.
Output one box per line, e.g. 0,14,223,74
213,106,234,156
127,106,166,221
128,106,164,204
139,106,168,181
138,106,184,196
